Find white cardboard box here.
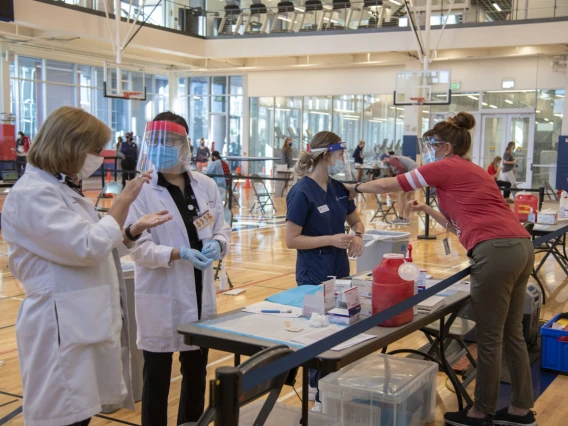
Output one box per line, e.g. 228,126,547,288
538,209,558,225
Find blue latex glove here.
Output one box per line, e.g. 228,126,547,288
180,247,214,270
202,240,222,261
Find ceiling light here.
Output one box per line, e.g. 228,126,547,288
545,118,550,122
309,111,330,115
493,3,502,11
390,0,402,4
278,16,292,22
536,110,541,113
343,115,360,120
423,110,429,114
490,105,498,109
482,102,488,106
294,6,305,11
399,115,405,119
467,95,478,100
396,107,404,111
390,107,396,110
554,114,563,118
505,99,513,105
556,94,565,98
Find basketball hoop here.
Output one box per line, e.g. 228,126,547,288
124,91,144,109
410,97,426,106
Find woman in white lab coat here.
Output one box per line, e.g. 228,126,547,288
1,106,172,426
126,112,232,426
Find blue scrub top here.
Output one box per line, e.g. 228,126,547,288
286,177,356,285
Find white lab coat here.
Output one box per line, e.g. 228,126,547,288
126,171,231,353
1,165,135,426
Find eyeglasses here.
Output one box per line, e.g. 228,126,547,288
92,148,104,156
146,136,185,147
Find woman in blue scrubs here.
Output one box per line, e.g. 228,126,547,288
285,131,365,410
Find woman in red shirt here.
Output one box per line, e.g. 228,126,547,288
487,156,512,201
347,113,536,426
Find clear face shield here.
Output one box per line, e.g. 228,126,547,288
418,136,442,165
310,142,353,180
137,121,191,174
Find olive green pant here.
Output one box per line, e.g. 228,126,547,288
468,238,535,415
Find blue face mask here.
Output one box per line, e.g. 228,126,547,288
328,159,346,176
147,145,181,171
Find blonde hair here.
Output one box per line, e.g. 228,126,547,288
492,156,502,170
28,107,111,175
295,131,341,177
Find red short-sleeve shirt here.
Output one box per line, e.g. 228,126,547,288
396,156,529,251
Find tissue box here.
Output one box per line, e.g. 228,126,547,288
334,279,352,293
537,210,558,225
327,306,361,325
360,296,373,316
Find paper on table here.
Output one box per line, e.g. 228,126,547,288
223,288,246,296
243,301,303,318
290,326,375,351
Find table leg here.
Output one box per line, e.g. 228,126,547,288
301,365,309,426
439,316,472,408
234,353,241,366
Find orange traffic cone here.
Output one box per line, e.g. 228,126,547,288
244,177,251,188
106,168,112,183
236,165,241,175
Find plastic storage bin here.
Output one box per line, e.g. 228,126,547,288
319,354,437,426
238,400,339,426
541,314,568,374
356,230,410,274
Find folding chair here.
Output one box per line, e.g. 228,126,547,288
250,174,277,214
180,345,294,426
370,193,398,222
420,314,477,392
214,207,234,289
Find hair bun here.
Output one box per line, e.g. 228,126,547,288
451,112,476,131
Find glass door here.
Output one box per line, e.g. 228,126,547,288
479,113,535,188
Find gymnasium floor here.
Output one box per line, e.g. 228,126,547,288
0,185,567,425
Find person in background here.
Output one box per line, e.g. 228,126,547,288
16,131,29,177
500,141,518,192
188,137,194,162
286,131,365,412
353,140,365,182
381,153,418,225
347,112,536,426
205,150,228,191
2,106,171,426
281,137,294,169
121,132,138,187
127,112,231,426
488,156,512,201
196,138,210,171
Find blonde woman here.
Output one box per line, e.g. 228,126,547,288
2,106,171,426
285,131,365,411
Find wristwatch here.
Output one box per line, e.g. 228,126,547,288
354,182,363,193
125,224,142,241
354,232,363,239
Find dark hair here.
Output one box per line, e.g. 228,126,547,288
506,141,516,152
153,111,189,134
388,150,395,155
212,150,221,159
431,112,476,157
18,131,24,137
422,129,435,138
295,131,341,177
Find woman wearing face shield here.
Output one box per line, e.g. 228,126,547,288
346,112,536,426
286,131,365,411
125,112,232,426
1,106,172,426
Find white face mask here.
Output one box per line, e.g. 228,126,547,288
77,154,104,181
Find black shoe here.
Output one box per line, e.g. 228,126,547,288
494,407,537,426
444,408,492,426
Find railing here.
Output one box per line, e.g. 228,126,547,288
45,0,568,39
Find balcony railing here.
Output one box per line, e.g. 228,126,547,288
46,0,568,39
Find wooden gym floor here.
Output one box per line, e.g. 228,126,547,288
0,185,567,425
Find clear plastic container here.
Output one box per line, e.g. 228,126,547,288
356,230,410,274
238,400,339,426
319,354,437,426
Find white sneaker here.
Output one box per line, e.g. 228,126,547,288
398,219,409,225
389,218,403,224
312,402,323,413
308,385,316,401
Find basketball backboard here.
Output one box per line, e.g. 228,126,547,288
394,70,451,105
103,62,147,100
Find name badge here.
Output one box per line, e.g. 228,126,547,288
193,210,215,231
318,205,330,214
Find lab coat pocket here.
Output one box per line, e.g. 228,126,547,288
135,293,173,337
54,285,112,351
